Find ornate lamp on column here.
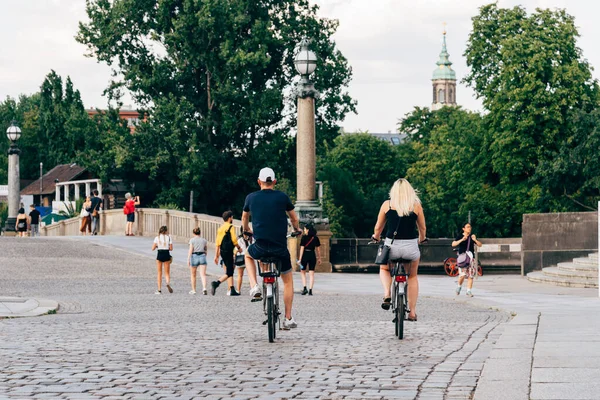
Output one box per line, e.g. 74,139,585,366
5,121,22,234
292,38,332,272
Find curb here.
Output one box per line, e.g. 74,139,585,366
0,297,59,319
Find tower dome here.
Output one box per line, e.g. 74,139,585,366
431,29,457,110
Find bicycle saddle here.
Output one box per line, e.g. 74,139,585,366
260,257,282,264
390,258,412,264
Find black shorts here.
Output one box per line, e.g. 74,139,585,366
301,251,317,271
221,251,235,277
247,241,292,274
157,250,171,262
126,213,135,223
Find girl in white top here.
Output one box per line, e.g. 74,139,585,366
151,226,173,294
235,232,254,294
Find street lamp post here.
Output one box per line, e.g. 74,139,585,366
292,38,332,272
5,121,22,234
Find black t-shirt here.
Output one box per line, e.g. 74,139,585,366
300,235,321,251
90,196,102,213
29,209,41,224
455,234,476,254
243,189,294,248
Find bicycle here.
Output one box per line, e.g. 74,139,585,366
247,231,302,343
443,252,483,277
370,238,428,340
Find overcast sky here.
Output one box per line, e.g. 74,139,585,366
0,0,597,133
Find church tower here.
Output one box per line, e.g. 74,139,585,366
431,29,457,110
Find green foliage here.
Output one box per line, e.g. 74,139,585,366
76,0,356,214
321,182,345,237
0,202,7,228
59,202,78,218
155,203,182,211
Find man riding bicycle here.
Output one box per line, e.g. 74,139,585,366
242,167,302,329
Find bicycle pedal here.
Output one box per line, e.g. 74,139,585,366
251,298,262,303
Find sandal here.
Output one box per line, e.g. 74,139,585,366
407,314,418,322
381,297,392,310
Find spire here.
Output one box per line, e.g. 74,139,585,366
432,27,456,81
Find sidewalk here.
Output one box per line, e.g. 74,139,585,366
0,297,58,318
58,235,600,400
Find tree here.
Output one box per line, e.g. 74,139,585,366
464,4,599,183
76,0,356,214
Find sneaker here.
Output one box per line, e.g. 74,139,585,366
283,317,298,330
308,289,313,296
202,289,207,295
455,286,462,296
167,284,173,293
226,289,231,296
189,290,196,295
301,287,308,295
211,281,220,296
249,284,262,302
230,288,240,296
466,290,474,297
154,290,161,295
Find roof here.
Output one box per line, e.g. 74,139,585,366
21,164,88,196
432,32,456,81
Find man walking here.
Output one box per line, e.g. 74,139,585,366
242,167,301,329
211,211,242,296
28,204,41,237
90,190,102,235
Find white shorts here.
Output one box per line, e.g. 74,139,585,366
384,238,420,262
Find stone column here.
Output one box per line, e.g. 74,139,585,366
74,184,80,200
64,185,69,202
5,147,20,234
97,182,103,198
297,96,316,204
56,185,60,202
85,183,91,197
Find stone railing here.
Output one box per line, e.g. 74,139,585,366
41,208,243,244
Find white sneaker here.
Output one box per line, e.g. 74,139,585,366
226,289,231,296
466,290,474,297
189,290,196,295
283,317,298,330
154,290,161,295
455,286,462,295
249,284,262,301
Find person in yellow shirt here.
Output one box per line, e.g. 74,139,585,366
212,210,242,296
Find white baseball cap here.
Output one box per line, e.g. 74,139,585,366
258,167,276,182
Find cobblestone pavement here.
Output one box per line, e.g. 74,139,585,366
0,238,509,400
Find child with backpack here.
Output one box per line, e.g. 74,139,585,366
211,210,242,296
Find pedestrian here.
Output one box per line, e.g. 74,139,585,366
124,193,140,236
90,190,102,235
28,204,41,237
79,196,92,235
187,227,208,295
152,225,173,295
451,223,483,297
235,232,254,295
211,210,242,296
371,178,427,321
298,225,321,296
15,208,28,237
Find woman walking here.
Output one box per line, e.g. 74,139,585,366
298,225,321,295
372,178,426,321
79,196,92,235
15,208,28,237
235,232,254,294
124,193,140,236
187,227,208,295
452,223,482,297
152,226,173,294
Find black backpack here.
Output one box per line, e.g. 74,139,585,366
220,226,235,253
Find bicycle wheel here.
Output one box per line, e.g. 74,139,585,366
444,258,458,277
273,282,279,339
267,296,275,343
393,282,399,337
396,294,405,340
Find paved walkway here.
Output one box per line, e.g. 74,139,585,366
0,297,58,318
2,235,599,399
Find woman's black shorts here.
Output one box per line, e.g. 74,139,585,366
126,213,135,223
157,250,171,263
301,252,317,271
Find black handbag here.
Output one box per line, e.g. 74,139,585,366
374,217,402,265
235,253,245,266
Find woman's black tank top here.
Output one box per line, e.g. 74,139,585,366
385,209,418,240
